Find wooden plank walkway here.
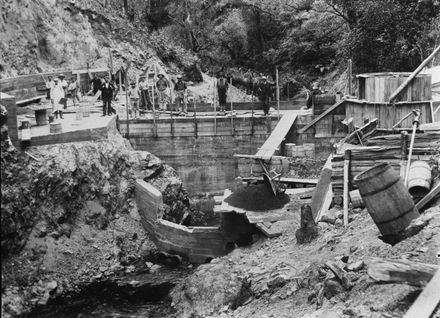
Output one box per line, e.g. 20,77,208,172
255,113,298,160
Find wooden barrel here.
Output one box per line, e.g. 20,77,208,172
349,189,365,208
35,109,48,126
292,145,305,157
48,115,55,123
354,163,419,236
284,143,296,157
75,108,83,120
21,120,31,141
407,161,432,198
50,122,62,134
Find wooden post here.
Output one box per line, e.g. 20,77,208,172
404,110,420,186
389,45,440,103
276,67,280,121
348,59,353,96
400,130,408,178
124,71,130,138
287,82,290,101
213,76,217,135
152,73,157,138
230,77,234,135
108,48,113,80
401,131,408,160
251,82,255,136
119,70,122,93
193,95,198,138
343,149,351,227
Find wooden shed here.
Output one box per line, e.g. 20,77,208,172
357,72,432,103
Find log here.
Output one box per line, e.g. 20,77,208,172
388,45,440,103
311,155,333,221
367,257,439,287
343,150,351,227
403,269,440,318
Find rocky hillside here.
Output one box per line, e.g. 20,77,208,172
0,131,196,317
0,0,196,79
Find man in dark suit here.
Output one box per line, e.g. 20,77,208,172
101,76,116,116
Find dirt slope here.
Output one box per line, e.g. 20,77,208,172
171,205,440,318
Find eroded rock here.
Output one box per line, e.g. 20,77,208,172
171,263,251,318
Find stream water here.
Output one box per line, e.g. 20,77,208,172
26,263,191,318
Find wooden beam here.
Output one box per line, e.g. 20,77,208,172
388,45,440,103
255,113,298,160
72,67,109,74
241,176,318,185
340,118,378,144
343,150,351,227
367,257,439,287
415,182,440,211
299,100,345,133
403,270,440,318
311,155,333,221
15,95,46,105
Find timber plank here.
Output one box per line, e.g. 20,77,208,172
299,100,345,133
403,270,440,318
255,113,298,160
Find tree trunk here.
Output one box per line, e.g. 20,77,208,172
367,257,439,287
123,0,128,15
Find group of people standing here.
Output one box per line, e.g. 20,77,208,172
44,69,279,121
45,74,81,119
126,74,188,119
216,71,275,115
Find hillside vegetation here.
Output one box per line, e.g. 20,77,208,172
1,0,439,92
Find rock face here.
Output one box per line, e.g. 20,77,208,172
171,263,251,318
0,0,159,77
0,132,192,317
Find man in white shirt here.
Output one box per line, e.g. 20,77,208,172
58,74,69,109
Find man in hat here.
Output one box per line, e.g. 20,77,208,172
58,74,69,109
174,75,187,114
138,76,151,112
156,74,169,111
45,76,55,100
100,76,116,116
51,78,65,119
217,71,229,113
258,76,274,115
89,73,102,96
68,76,80,106
306,82,322,109
128,81,140,119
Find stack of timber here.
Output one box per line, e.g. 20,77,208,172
331,129,440,197
365,131,440,158
331,146,402,197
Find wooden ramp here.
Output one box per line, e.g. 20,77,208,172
255,113,298,160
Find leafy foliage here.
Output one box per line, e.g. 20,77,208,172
116,0,439,89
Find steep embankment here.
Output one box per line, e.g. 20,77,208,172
0,131,193,317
